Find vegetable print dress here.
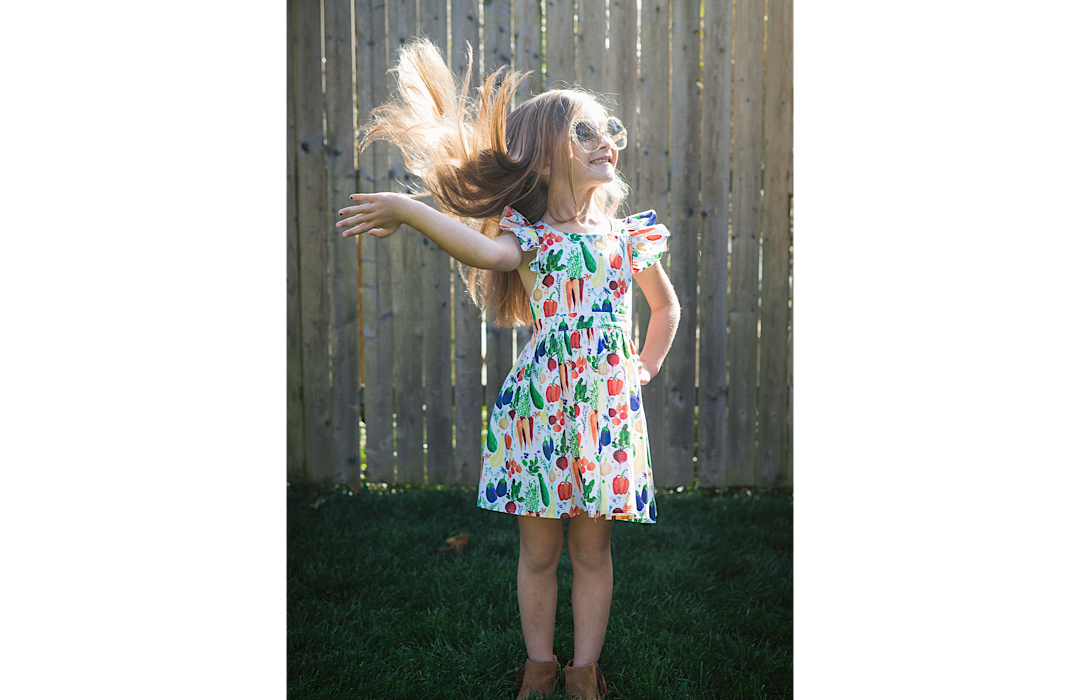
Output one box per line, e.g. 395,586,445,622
476,206,670,524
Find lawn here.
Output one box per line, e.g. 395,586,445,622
287,483,792,699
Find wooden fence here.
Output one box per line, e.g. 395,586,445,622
287,0,792,489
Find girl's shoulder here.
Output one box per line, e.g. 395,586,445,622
500,206,545,251
622,209,659,231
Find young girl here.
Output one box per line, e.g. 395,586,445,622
336,39,680,700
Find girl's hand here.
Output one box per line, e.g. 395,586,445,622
637,358,657,386
336,192,410,238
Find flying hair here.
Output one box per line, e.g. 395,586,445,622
360,37,628,327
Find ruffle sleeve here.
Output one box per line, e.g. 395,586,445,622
500,206,541,252
624,210,670,274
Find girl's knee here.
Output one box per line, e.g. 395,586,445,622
567,524,612,569
518,519,564,571
519,540,562,572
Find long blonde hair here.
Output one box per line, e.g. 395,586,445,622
361,38,628,326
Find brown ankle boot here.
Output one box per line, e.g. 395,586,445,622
515,656,560,699
563,658,609,699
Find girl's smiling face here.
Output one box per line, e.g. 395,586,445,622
567,104,620,192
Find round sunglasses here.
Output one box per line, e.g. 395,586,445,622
570,116,628,152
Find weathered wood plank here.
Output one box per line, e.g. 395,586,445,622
484,0,512,75
358,0,395,482
286,0,307,482
513,0,542,106
293,0,334,483
726,0,765,485
452,0,481,88
576,0,606,94
455,268,484,486
452,0,484,486
636,0,669,486
421,0,448,46
545,0,575,88
389,0,425,484
417,2,454,483
663,0,700,489
758,0,792,487
420,229,454,483
787,298,793,486
324,0,361,484
608,0,637,219
697,0,733,488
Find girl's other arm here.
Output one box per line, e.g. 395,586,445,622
632,262,681,385
336,192,523,272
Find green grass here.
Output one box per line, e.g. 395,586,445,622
288,484,792,699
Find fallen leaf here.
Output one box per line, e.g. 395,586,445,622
309,497,326,510
437,534,470,553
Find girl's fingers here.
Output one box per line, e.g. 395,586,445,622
342,220,380,238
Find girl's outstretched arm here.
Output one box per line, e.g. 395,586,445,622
632,262,681,386
336,192,523,272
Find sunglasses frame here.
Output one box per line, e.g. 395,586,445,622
570,116,628,152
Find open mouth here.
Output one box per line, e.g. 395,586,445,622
590,156,613,165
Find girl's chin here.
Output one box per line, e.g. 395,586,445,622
581,163,616,181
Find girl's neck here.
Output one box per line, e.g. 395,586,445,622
542,188,607,233
542,208,609,234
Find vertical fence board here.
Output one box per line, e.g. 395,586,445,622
358,0,395,482
325,0,362,484
287,0,307,482
452,0,483,487
726,0,764,485
758,0,792,487
663,0,700,488
786,195,794,486
608,0,637,219
636,0,670,486
421,228,454,483
697,0,732,488
453,0,481,87
545,0,575,88
452,0,484,486
455,270,484,486
484,0,512,74
389,0,425,484
417,1,454,482
293,0,334,482
482,0,515,445
513,0,542,104
576,0,606,93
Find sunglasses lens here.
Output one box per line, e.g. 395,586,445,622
574,120,601,150
607,117,627,150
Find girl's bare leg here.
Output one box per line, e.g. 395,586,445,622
517,515,565,662
566,515,614,666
